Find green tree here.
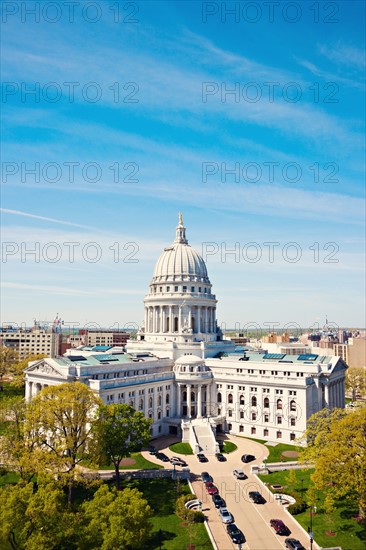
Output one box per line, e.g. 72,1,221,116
346,367,366,400
0,481,78,550
301,406,366,518
25,382,102,505
96,404,152,489
0,346,19,387
81,484,152,549
285,468,297,489
10,353,46,388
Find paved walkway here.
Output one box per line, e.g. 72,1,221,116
142,435,315,550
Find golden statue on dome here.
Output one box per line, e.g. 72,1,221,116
179,212,183,224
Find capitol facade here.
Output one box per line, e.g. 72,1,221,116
25,215,347,452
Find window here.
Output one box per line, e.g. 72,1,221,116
264,428,269,436
251,427,256,434
252,413,256,421
277,399,283,410
264,397,270,408
191,287,195,292
290,417,296,426
217,393,222,403
240,411,244,419
277,416,282,425
239,425,244,433
264,414,269,422
290,400,296,411
228,393,233,404
228,410,232,417
183,286,187,292
166,394,170,404
159,286,162,292
228,423,232,431
239,395,245,405
276,431,282,439
166,408,170,417
290,433,296,441
174,286,178,292
167,286,170,292
158,411,161,420
199,287,201,292
251,396,257,407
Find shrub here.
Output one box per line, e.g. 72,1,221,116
176,494,204,523
288,496,307,515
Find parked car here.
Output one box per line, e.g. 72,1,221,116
148,446,157,455
270,519,290,536
248,491,266,504
216,453,226,462
197,453,208,462
205,482,219,495
233,469,247,480
212,494,226,508
156,452,170,462
170,457,187,466
227,524,245,544
241,454,255,463
219,507,234,524
285,538,305,550
201,472,213,483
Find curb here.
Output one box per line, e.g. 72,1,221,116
188,479,218,550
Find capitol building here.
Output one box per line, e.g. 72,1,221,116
25,215,347,453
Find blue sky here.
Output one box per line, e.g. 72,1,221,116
1,0,365,330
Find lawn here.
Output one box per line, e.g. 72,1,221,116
258,469,365,550
0,470,20,488
0,382,24,400
121,478,212,549
169,442,194,455
238,436,300,462
222,441,237,453
83,452,163,471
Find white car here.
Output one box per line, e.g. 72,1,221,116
233,469,247,480
219,507,234,524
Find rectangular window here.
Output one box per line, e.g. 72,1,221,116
167,286,170,292
251,427,256,434
174,286,178,292
191,287,195,292
183,286,187,292
277,431,282,439
264,414,269,422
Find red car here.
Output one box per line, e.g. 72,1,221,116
270,519,290,536
205,482,219,495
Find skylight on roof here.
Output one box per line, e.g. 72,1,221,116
263,353,286,360
298,354,318,361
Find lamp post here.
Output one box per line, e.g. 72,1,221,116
308,505,314,550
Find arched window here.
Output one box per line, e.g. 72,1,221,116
252,412,256,421
166,394,170,404
183,391,187,401
251,395,257,407
264,428,269,437
228,393,233,404
139,399,143,410
149,397,153,408
239,395,245,405
158,395,162,407
158,411,161,420
166,407,170,417
264,397,270,408
277,399,283,410
217,392,222,403
290,400,296,411
174,317,178,331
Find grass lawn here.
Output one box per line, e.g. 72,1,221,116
0,382,24,400
121,478,212,549
83,452,163,471
258,469,365,550
222,441,237,453
238,436,300,462
0,470,20,488
169,442,194,455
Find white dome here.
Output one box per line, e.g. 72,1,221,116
176,354,203,364
151,215,210,284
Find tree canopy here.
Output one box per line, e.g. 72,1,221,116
301,406,366,518
96,403,152,489
346,367,366,400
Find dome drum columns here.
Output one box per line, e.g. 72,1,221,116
144,304,217,335
176,382,212,419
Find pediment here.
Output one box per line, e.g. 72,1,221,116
25,360,68,379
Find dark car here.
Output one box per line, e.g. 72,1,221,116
241,454,255,463
201,472,213,483
270,519,290,536
227,524,245,545
248,491,266,504
285,538,306,550
148,446,157,455
197,453,208,462
216,453,226,462
212,494,226,508
156,452,170,462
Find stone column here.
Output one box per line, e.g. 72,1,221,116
206,383,211,416
176,384,181,417
324,383,329,408
160,307,164,333
169,306,172,332
178,306,182,333
25,381,32,402
197,306,201,333
197,385,202,418
187,384,191,418
188,308,192,331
